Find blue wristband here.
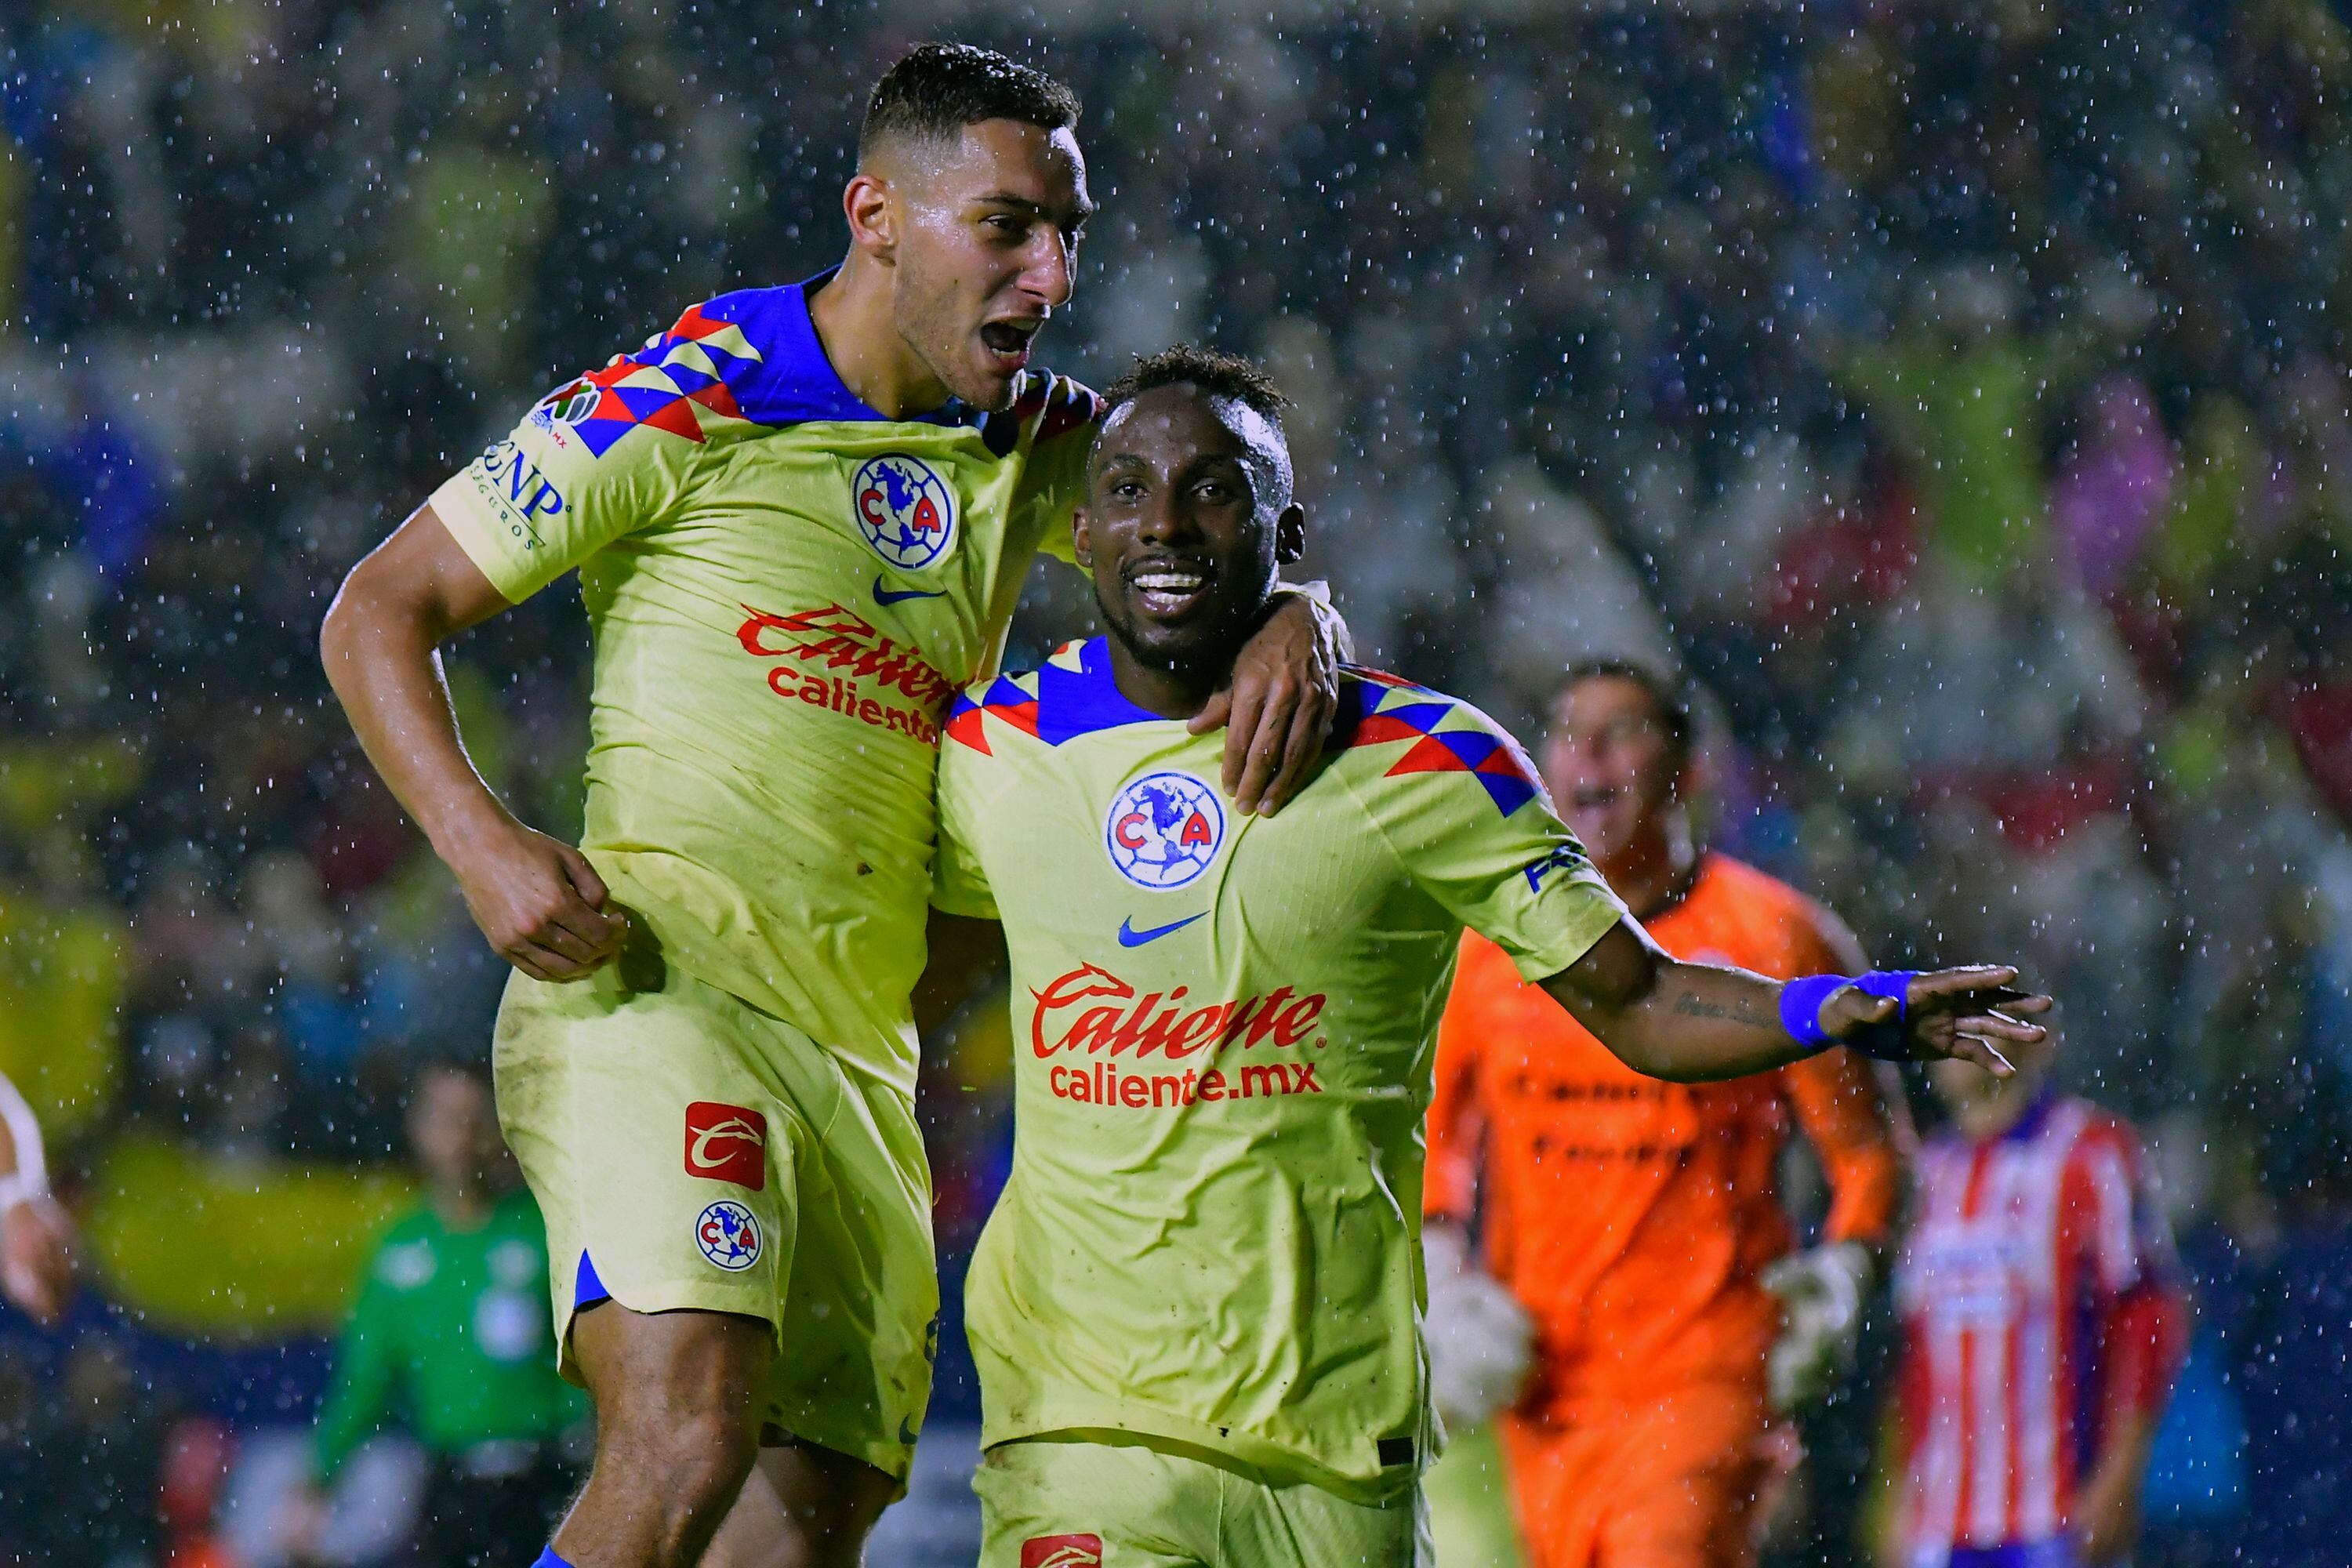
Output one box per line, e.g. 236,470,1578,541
1853,970,1918,1013
1780,970,1920,1055
1778,974,1848,1048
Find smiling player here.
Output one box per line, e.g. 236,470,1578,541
929,347,2048,1567
320,47,1341,1568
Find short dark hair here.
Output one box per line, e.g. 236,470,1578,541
1100,346,1294,508
858,44,1080,165
1102,345,1290,425
1555,659,1694,767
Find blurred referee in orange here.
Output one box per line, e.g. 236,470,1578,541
1425,662,1907,1568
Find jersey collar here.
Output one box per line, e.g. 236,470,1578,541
1033,637,1179,744
1975,1083,2061,1146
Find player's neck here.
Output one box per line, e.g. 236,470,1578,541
1958,1074,2044,1140
432,1178,495,1232
1601,820,1698,922
1102,635,1226,722
806,256,954,420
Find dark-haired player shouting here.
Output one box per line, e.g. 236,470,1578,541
930,347,2046,1567
321,46,1342,1568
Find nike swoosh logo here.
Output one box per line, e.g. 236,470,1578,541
872,575,947,606
1117,913,1203,947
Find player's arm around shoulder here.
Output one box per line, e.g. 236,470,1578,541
1189,585,1348,818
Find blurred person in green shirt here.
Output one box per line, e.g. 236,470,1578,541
290,1056,586,1567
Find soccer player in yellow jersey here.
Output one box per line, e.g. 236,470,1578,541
929,348,2050,1568
319,48,1341,1568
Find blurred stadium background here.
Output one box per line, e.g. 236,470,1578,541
4,1,2352,1563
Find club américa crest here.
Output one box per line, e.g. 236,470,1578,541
694,1200,762,1271
852,455,958,571
1105,771,1225,891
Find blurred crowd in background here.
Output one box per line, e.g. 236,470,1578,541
5,0,2352,1563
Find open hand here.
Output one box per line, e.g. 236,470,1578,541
1821,965,2050,1076
1189,592,1342,815
446,816,629,982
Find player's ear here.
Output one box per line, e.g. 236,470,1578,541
1072,506,1094,569
1273,502,1305,568
843,172,896,257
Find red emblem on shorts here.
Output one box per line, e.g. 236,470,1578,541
683,1102,768,1190
1020,1536,1103,1568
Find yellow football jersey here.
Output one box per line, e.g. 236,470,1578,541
933,639,1627,1500
430,274,1098,1094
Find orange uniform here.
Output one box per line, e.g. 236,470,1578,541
1426,852,1903,1568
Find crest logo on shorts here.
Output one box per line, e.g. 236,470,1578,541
852,455,957,571
694,1201,762,1271
684,1102,768,1191
1020,1536,1103,1568
1105,771,1225,891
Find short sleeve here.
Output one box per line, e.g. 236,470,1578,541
2064,1117,2189,1421
1347,706,1627,981
930,703,1000,920
427,343,707,603
2065,1120,2174,1298
1010,372,1102,568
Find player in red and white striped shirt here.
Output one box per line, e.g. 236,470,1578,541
1886,1029,2187,1568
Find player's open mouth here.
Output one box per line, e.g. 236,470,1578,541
1126,559,1214,617
1571,785,1621,811
979,319,1040,371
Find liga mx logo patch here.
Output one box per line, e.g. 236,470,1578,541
1105,771,1224,891
852,455,957,571
539,378,601,426
694,1200,762,1272
1020,1536,1103,1568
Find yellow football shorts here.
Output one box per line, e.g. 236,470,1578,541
492,955,936,1482
974,1435,1430,1567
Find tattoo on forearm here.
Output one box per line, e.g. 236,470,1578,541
1671,992,1780,1029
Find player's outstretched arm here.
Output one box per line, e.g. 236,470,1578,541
321,504,626,982
1537,920,2049,1083
1188,590,1346,817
